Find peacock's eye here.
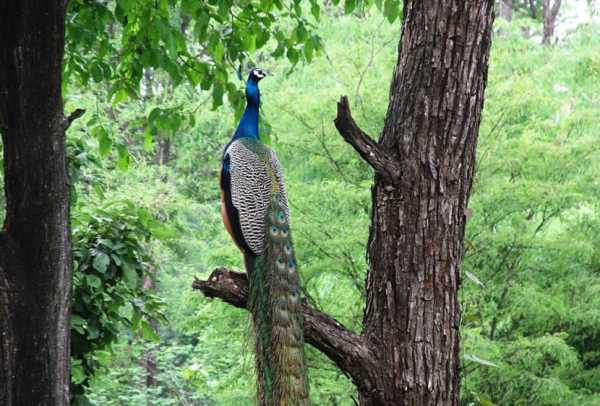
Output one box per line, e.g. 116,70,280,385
276,256,286,268
284,244,292,255
270,226,278,235
281,228,289,237
288,259,296,270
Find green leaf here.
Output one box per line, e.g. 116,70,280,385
213,41,224,64
287,47,299,65
122,263,138,288
242,34,256,52
212,82,224,109
116,144,130,171
384,0,400,23
295,24,307,42
90,63,103,82
143,127,154,152
140,319,160,342
130,309,141,330
345,0,357,14
92,252,110,273
71,359,86,385
194,11,210,41
310,1,320,20
304,38,314,62
98,128,112,157
86,274,102,289
71,315,87,334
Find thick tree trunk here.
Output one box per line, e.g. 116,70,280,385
194,1,495,405
500,0,513,21
542,0,561,46
350,2,495,404
0,1,71,405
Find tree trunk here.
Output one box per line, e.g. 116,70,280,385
194,1,495,405
529,0,538,18
358,1,494,403
0,1,72,405
542,0,561,46
500,0,513,21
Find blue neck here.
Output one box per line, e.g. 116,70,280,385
233,80,261,140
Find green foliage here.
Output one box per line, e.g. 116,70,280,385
63,0,326,160
61,10,600,404
2,2,599,404
460,19,600,406
62,10,400,403
71,199,167,402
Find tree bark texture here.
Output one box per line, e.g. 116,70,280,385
542,0,561,46
194,1,495,405
0,1,71,405
360,0,494,403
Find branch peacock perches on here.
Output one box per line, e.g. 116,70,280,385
220,68,310,405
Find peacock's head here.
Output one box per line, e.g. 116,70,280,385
247,68,267,83
245,68,266,105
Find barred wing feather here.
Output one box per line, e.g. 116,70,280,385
226,138,289,256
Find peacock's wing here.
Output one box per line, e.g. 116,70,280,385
224,138,289,256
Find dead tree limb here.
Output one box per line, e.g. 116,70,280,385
333,96,401,185
192,268,381,398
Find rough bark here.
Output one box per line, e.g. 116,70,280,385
542,0,561,46
194,0,495,404
359,1,494,403
0,1,71,405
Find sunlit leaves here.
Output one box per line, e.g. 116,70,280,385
65,0,325,121
92,127,112,158
460,22,600,406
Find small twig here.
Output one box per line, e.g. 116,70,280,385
317,120,350,183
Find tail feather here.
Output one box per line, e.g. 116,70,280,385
248,194,309,405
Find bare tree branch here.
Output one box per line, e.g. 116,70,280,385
192,268,379,395
333,95,401,184
64,108,86,130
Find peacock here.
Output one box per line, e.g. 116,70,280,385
220,68,310,405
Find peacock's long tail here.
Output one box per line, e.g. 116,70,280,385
247,194,309,406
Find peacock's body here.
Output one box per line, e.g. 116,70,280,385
220,68,309,405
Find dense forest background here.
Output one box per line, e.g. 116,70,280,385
1,1,600,405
